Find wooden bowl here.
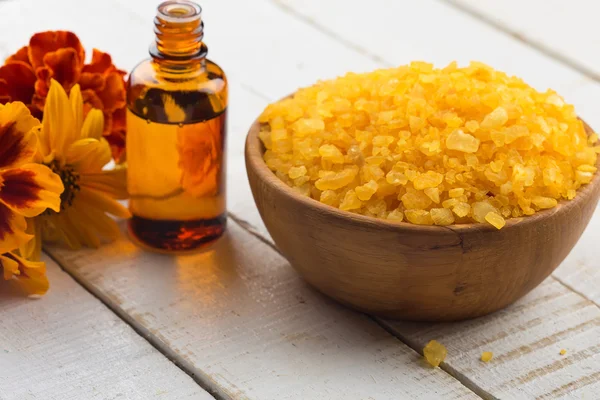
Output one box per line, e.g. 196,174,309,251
245,120,600,321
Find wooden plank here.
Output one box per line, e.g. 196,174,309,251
382,278,600,399
46,221,479,400
450,0,600,80
0,256,213,400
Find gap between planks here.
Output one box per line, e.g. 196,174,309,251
551,274,600,310
438,0,600,83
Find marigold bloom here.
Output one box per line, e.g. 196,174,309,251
0,31,127,161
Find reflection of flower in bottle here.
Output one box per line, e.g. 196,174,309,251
177,115,223,198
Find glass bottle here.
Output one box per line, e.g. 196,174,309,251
126,0,227,252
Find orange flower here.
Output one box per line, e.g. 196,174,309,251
0,31,127,162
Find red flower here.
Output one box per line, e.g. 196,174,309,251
0,31,127,162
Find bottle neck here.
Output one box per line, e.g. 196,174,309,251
150,1,207,68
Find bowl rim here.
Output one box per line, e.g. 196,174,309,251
246,117,600,234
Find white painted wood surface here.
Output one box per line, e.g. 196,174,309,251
0,256,212,400
451,0,600,80
1,0,599,398
275,0,582,91
46,221,478,400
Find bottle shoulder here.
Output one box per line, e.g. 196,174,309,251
128,58,227,95
127,58,228,116
205,59,226,79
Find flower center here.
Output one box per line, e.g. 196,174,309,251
46,161,80,212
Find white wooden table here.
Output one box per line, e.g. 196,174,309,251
1,0,599,399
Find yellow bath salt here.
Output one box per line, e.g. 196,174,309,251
560,349,567,356
481,351,493,362
258,61,598,228
423,340,447,367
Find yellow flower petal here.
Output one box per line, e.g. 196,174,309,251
42,79,76,157
0,101,41,169
42,212,81,250
80,167,128,199
77,204,122,241
62,205,101,248
40,200,123,251
77,187,131,218
81,108,104,140
38,215,60,242
0,101,40,143
1,252,20,280
0,163,64,217
0,251,49,295
19,218,42,261
0,204,32,254
86,209,121,241
65,138,111,173
70,84,84,135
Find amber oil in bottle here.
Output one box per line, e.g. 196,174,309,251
127,0,228,252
